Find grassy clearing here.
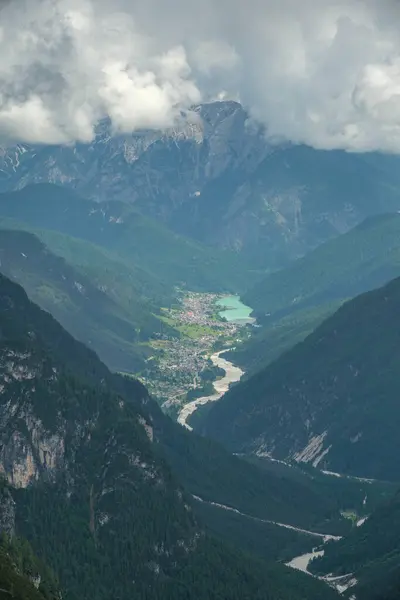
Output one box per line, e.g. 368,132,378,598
176,324,220,339
341,510,359,525
158,314,177,327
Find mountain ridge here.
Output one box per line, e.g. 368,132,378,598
3,101,400,269
0,228,172,373
0,183,258,294
227,211,400,375
244,211,400,319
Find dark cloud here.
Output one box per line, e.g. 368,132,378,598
1,0,400,151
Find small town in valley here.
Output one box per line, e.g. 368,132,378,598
137,291,251,415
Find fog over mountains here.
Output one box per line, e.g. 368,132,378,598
2,101,400,271
2,0,400,153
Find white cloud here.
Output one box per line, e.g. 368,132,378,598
1,0,400,151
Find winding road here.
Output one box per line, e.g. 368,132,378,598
192,494,355,595
177,350,244,430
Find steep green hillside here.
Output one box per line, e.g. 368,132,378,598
310,490,400,600
0,547,57,600
244,212,400,318
190,453,397,566
203,276,400,481
158,415,397,538
0,272,336,600
0,498,60,600
0,184,258,294
224,302,341,375
192,498,316,563
33,227,172,308
0,229,173,373
227,213,400,374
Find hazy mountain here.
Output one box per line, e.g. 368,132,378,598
203,275,400,481
228,212,400,375
224,301,341,377
244,212,400,319
0,228,173,372
2,102,400,269
0,183,258,294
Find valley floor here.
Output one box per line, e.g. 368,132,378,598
137,291,251,418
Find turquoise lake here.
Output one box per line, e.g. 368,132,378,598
216,295,254,323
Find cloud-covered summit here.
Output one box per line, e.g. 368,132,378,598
1,0,400,152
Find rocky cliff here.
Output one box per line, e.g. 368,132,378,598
2,102,400,268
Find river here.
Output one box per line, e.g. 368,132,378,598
286,545,358,595
177,295,253,428
177,350,244,430
192,493,351,593
176,297,358,595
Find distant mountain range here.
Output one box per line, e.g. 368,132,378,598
2,101,400,269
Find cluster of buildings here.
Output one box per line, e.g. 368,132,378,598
140,291,242,407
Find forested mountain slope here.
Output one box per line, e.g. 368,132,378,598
228,213,400,375
203,275,400,481
244,212,400,318
0,272,336,600
0,228,174,372
224,301,341,376
0,494,60,600
0,184,257,294
311,490,400,600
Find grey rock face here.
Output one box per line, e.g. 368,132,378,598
2,101,400,268
0,348,66,488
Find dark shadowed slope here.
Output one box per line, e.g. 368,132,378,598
0,228,174,372
204,275,400,481
0,183,258,294
311,490,400,600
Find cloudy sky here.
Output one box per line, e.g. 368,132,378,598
1,0,400,151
